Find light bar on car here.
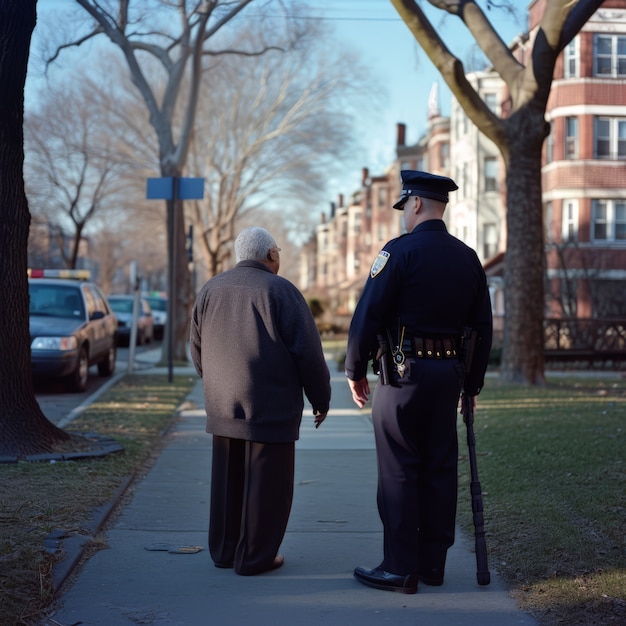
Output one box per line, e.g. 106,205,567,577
28,269,91,279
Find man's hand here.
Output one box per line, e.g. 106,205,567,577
348,377,370,408
313,410,327,429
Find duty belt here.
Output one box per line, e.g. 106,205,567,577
401,336,459,359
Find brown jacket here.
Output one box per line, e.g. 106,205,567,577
190,260,331,443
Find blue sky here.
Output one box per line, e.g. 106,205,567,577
314,2,526,190
28,1,527,202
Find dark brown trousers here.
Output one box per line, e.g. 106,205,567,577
209,435,295,575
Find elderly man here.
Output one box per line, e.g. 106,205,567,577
190,226,331,576
345,171,493,594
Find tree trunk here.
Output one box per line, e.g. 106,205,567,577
0,0,70,457
500,108,547,385
161,188,191,365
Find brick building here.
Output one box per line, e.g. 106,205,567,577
539,0,626,319
299,84,450,331
301,1,626,337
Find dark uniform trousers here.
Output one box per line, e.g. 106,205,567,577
209,435,295,575
372,358,464,576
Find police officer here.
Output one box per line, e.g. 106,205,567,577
345,170,493,594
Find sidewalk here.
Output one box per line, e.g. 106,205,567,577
44,357,538,626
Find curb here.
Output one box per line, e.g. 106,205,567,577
48,474,135,594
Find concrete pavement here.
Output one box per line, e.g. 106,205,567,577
43,356,538,626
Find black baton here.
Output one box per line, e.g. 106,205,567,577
461,327,490,586
462,392,491,586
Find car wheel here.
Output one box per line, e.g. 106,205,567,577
67,345,89,392
98,344,116,377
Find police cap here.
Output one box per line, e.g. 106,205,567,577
392,170,458,209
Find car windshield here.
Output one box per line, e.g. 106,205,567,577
109,298,134,314
146,298,167,312
29,284,85,319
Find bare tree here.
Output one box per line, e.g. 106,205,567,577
0,0,71,456
390,0,603,385
188,25,365,280
88,215,168,296
46,0,316,363
25,72,132,269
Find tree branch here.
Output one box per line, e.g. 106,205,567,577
390,0,506,146
559,0,604,50
431,1,525,88
203,45,285,57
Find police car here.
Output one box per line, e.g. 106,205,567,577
28,269,118,392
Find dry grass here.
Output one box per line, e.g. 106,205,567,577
0,374,197,626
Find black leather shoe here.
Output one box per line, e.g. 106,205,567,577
354,566,418,594
214,560,233,569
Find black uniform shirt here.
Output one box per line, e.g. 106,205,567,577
345,219,492,395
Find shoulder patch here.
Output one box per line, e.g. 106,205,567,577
370,251,390,278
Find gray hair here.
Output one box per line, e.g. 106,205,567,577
235,227,277,262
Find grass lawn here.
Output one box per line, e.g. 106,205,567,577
456,374,625,625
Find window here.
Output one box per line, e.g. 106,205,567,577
377,187,387,207
461,224,469,243
565,117,578,159
594,117,626,159
440,143,450,169
594,34,626,77
592,200,626,242
457,113,469,137
544,201,553,243
484,93,497,114
484,157,498,192
562,200,578,242
564,38,578,78
483,223,497,260
546,121,554,164
458,162,470,198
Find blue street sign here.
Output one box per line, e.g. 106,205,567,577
146,177,174,200
178,178,205,199
146,177,204,200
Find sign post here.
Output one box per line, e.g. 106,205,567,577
146,177,204,382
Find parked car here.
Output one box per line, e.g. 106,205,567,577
143,294,167,341
108,295,154,346
28,269,118,392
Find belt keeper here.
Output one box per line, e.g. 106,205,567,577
414,337,424,357
425,338,435,357
411,336,458,359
